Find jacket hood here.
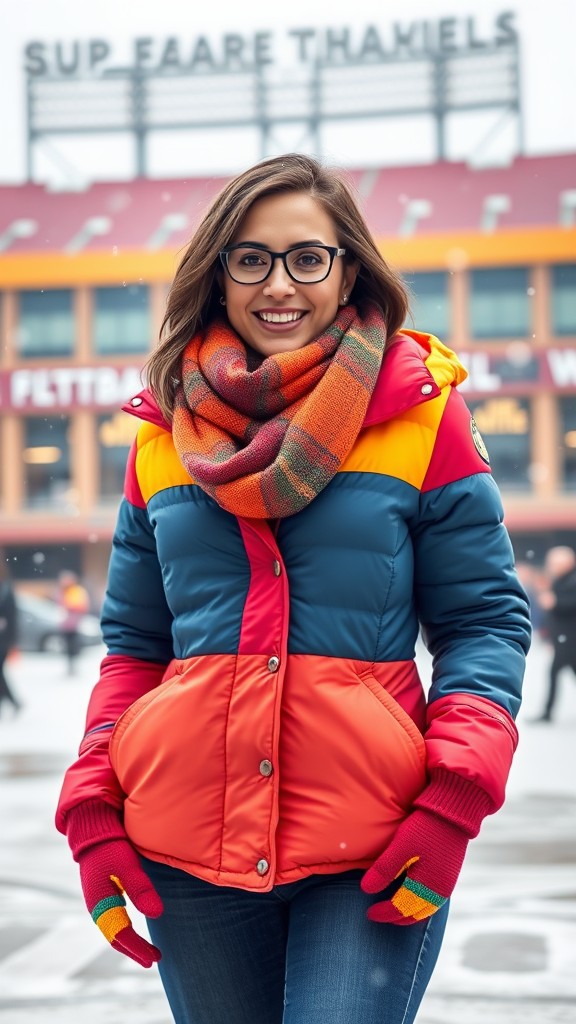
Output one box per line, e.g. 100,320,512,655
363,330,468,427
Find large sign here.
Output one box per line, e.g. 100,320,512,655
459,348,576,395
24,13,517,76
0,366,143,412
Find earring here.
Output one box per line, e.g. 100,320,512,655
342,293,348,304
219,295,226,306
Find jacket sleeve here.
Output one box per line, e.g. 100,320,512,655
56,441,174,833
100,496,174,662
55,654,168,830
410,389,531,811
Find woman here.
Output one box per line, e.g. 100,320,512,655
56,153,531,1024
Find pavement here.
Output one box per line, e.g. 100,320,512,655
0,636,575,1023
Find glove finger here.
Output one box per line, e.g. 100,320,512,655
113,924,162,968
112,866,164,919
366,900,413,926
361,849,418,894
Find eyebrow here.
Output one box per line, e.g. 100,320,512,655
235,239,327,248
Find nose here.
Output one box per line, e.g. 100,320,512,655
262,257,296,298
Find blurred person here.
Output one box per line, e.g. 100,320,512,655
515,560,547,637
533,546,576,723
55,570,90,676
0,562,22,715
55,153,531,1024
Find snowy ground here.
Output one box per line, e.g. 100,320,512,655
0,636,575,1023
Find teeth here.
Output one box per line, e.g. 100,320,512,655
258,311,303,323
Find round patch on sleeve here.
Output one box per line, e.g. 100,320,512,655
470,417,490,464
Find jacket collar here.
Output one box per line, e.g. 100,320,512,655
122,389,170,428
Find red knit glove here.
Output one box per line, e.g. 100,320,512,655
66,799,163,967
361,769,494,925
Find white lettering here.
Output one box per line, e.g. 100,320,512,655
51,368,76,406
32,370,55,407
94,368,121,406
10,370,33,407
459,353,501,392
547,349,576,387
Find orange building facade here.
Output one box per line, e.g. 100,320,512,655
1,155,575,598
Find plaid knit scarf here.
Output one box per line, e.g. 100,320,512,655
172,302,387,518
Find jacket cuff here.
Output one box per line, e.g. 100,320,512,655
65,799,126,860
414,767,496,838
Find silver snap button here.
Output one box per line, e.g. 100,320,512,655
267,656,280,672
421,383,433,395
131,396,143,407
273,560,281,577
259,759,273,777
256,858,269,875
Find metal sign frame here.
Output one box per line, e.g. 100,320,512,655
26,42,522,179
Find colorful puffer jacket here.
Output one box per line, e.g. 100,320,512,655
56,330,531,892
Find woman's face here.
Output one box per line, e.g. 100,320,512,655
220,191,358,356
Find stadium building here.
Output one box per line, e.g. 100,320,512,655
0,153,575,597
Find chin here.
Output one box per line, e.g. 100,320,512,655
247,334,312,356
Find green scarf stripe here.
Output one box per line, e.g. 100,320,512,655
91,894,126,922
403,878,446,907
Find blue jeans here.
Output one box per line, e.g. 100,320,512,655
143,859,449,1024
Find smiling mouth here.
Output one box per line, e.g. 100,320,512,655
256,311,306,324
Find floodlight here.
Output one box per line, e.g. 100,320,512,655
0,218,38,251
481,194,511,233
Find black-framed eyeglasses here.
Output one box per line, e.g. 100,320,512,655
219,243,346,285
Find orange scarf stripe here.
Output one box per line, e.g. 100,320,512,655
172,304,387,518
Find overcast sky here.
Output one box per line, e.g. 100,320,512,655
0,0,574,186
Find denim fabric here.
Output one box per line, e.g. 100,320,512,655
143,859,449,1024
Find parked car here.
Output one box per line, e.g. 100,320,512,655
14,590,102,654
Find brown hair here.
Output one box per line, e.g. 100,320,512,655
146,152,409,420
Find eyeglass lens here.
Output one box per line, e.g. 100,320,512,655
225,246,333,283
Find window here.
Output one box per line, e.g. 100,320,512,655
560,397,576,491
470,397,532,490
97,412,139,501
404,272,450,339
469,268,530,339
551,264,576,336
18,289,74,357
93,285,151,354
23,416,72,509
